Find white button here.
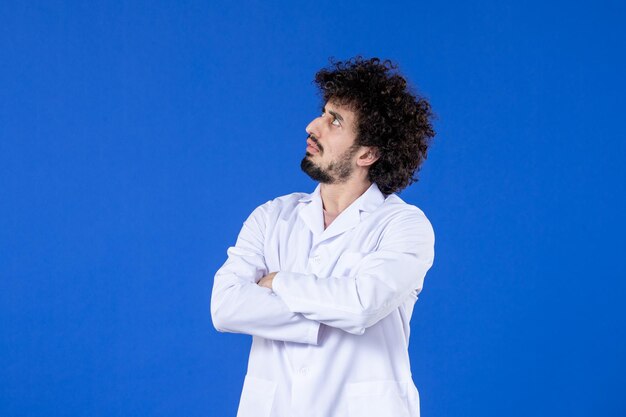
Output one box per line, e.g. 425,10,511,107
298,367,309,375
312,255,321,264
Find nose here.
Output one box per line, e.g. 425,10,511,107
305,114,323,139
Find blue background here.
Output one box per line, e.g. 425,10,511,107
2,1,625,416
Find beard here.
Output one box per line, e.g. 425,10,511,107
300,145,360,184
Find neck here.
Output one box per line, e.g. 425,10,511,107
320,178,372,216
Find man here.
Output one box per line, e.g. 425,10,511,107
211,56,436,417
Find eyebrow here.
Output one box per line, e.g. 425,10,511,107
322,106,344,123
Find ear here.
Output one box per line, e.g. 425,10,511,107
357,147,380,167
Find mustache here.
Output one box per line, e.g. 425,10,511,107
308,135,323,152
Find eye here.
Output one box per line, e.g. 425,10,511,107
320,108,341,127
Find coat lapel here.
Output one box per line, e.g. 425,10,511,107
298,182,386,245
297,184,324,236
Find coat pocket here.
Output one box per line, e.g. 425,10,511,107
346,380,411,417
236,374,277,417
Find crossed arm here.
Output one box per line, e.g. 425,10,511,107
210,204,321,345
211,202,435,343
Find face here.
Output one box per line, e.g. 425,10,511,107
301,100,362,184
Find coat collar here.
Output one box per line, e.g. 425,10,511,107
298,182,386,242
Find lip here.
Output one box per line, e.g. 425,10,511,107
306,139,320,153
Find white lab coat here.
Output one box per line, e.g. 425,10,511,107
211,182,435,417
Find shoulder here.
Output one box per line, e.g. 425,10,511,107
376,194,435,240
381,193,432,223
246,190,308,220
270,191,309,209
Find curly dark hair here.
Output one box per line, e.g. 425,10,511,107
313,56,436,195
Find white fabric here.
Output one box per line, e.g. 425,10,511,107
211,182,435,417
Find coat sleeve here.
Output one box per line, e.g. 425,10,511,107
210,202,321,345
272,210,435,335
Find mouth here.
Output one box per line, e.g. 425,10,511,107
306,138,320,153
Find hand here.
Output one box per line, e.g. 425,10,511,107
258,272,278,290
